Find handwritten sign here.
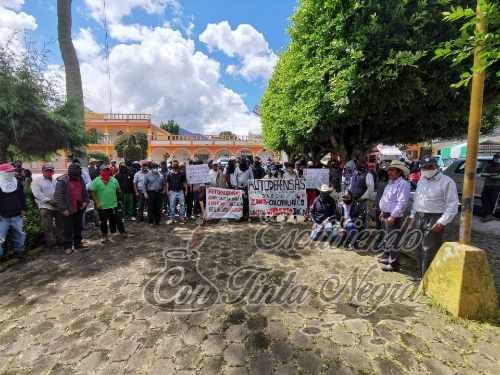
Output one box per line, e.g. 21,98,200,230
186,164,210,184
249,179,307,217
206,187,243,220
304,168,329,189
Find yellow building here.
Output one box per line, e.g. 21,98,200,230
27,112,271,173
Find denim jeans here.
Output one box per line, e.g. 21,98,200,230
310,222,335,241
169,191,186,219
0,215,26,257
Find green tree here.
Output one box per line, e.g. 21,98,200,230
436,0,499,87
160,120,180,135
114,132,148,160
261,0,500,159
85,128,103,144
435,0,499,132
87,151,109,163
123,135,144,161
219,131,235,139
0,47,85,162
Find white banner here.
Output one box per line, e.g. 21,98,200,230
249,179,307,217
304,168,329,189
206,187,243,220
186,164,210,184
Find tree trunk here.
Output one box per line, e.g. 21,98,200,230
0,143,8,163
57,0,84,116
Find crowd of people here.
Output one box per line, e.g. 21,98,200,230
1,152,499,280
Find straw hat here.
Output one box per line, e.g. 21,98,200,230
318,184,333,193
387,160,410,176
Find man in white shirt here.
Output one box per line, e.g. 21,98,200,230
378,160,411,272
133,162,150,222
410,156,459,279
31,163,63,248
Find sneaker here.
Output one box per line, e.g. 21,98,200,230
101,237,110,244
381,264,400,272
14,252,26,260
65,248,73,255
166,219,173,225
378,257,390,264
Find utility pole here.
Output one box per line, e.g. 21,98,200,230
459,1,488,244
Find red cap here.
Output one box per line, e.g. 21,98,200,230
0,163,16,173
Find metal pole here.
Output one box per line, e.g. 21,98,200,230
459,1,488,244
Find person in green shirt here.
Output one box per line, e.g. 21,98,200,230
90,165,127,243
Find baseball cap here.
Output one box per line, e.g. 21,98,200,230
42,163,55,171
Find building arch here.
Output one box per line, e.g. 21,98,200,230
151,148,170,161
215,149,232,159
193,148,211,163
240,148,253,157
172,148,192,163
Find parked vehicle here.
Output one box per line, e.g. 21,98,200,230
443,156,495,207
216,157,231,168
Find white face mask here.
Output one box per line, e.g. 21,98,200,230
0,172,17,193
422,170,438,180
0,172,16,181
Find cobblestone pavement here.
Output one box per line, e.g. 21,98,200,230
1,221,500,375
445,217,500,298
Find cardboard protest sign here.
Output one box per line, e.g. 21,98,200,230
249,179,307,217
304,168,329,189
186,164,210,184
206,187,243,220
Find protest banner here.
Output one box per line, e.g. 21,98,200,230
206,187,244,220
304,168,329,189
249,179,307,217
186,164,210,184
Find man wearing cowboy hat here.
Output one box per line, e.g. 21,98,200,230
410,156,458,279
0,163,27,269
88,158,99,181
378,160,411,272
310,184,338,241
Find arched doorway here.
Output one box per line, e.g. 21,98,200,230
173,149,191,163
193,148,211,163
240,149,253,158
215,149,232,159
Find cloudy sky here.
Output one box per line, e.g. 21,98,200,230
0,0,297,135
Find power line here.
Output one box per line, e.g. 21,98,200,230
103,0,113,114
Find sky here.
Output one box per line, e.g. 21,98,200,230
0,0,298,135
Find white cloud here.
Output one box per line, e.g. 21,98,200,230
0,0,24,11
71,26,260,135
84,0,180,24
199,21,277,81
0,1,37,50
74,28,101,61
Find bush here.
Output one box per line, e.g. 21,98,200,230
3,189,43,255
23,189,43,249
